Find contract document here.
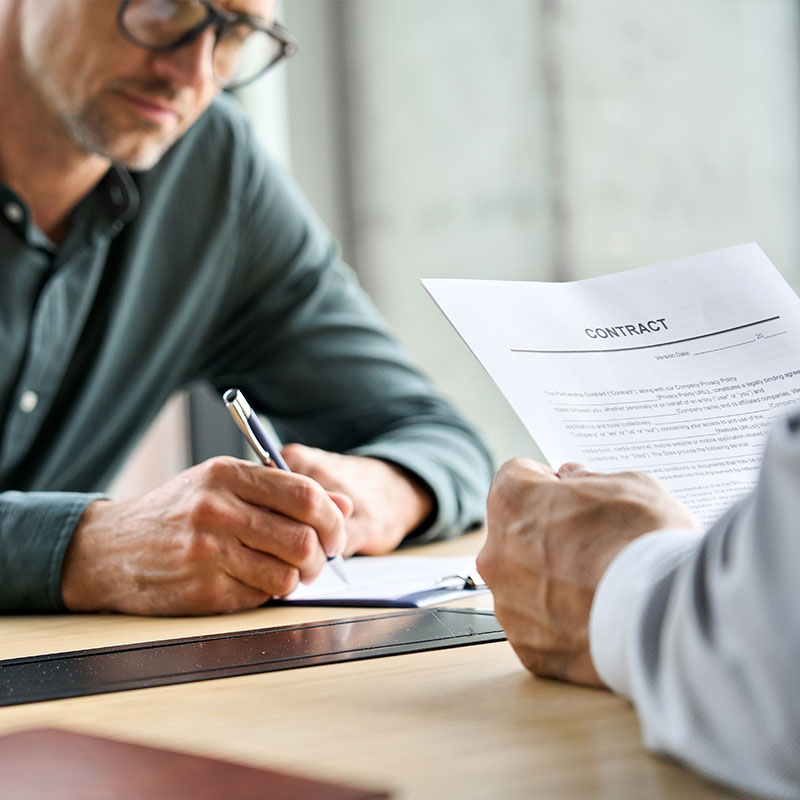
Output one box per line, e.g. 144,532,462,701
424,243,800,526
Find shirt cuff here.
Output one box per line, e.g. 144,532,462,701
0,491,107,611
589,529,703,697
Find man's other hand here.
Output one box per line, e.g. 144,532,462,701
61,457,351,615
281,445,434,556
477,459,700,686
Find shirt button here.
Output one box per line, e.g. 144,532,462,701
3,202,24,224
109,185,124,205
19,390,39,413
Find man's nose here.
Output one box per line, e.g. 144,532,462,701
147,27,217,88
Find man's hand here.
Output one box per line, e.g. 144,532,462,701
281,444,435,555
477,459,700,686
61,457,351,616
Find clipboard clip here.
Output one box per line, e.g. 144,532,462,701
435,565,486,591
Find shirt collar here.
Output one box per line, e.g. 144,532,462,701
0,164,140,252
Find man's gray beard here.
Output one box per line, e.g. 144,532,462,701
25,58,175,171
62,98,172,171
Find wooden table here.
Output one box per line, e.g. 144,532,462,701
0,532,737,799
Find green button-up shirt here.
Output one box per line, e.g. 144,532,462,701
0,95,493,612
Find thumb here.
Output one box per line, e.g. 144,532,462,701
557,462,593,479
280,442,316,472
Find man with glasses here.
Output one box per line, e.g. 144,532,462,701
0,0,492,614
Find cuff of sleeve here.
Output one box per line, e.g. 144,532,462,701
589,529,703,697
0,491,106,612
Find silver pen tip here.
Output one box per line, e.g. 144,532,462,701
328,556,350,585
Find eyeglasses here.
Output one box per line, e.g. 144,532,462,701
117,0,299,90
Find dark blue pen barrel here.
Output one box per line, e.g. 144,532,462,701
247,410,290,470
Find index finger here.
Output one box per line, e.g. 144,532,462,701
232,462,347,557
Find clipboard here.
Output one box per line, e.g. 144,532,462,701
279,555,488,607
0,608,505,706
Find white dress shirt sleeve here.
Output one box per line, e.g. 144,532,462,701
588,414,800,799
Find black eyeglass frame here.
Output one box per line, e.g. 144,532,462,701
116,0,299,90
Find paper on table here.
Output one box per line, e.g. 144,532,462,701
279,555,487,607
423,243,800,526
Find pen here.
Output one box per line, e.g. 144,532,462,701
223,388,350,584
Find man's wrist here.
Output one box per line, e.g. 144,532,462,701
61,499,113,612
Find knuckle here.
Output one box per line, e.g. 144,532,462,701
293,525,318,561
486,485,519,532
272,565,300,597
196,456,237,486
617,470,661,497
488,463,529,517
617,469,646,485
293,479,324,516
492,460,516,490
486,476,508,516
500,457,536,481
187,494,224,529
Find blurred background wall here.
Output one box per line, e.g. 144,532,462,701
112,0,800,497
